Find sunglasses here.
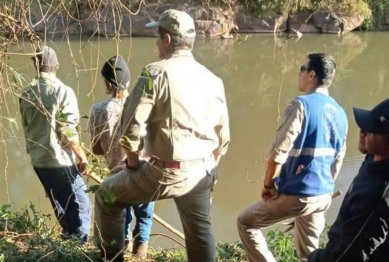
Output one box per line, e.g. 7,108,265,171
300,65,310,73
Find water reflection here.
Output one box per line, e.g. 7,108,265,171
0,32,388,246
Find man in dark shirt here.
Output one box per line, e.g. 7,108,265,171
308,98,389,262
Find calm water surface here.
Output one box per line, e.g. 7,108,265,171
1,32,388,247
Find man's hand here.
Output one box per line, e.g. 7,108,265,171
262,187,279,201
77,160,88,175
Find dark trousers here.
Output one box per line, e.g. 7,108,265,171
34,165,91,239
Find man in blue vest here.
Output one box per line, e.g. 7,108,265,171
237,53,348,262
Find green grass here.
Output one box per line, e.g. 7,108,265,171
0,203,330,262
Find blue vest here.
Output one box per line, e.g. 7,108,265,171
276,92,348,196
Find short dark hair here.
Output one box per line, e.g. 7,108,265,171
307,53,337,86
158,26,194,50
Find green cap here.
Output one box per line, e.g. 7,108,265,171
145,9,196,38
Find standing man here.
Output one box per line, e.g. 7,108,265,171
87,55,154,258
237,53,348,262
19,46,91,243
94,9,230,262
309,99,389,262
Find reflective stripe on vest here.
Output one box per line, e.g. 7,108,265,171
289,147,338,157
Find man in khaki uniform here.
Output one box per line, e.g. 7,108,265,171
94,9,230,262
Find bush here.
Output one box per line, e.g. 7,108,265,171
0,203,333,262
360,0,389,30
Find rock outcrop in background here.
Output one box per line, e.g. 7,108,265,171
27,1,370,38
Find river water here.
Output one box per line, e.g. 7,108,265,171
0,32,388,247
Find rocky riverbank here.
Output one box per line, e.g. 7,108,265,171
24,0,378,38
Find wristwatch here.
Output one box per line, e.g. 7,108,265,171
124,159,138,171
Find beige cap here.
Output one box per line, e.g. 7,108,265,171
31,46,59,68
145,9,196,38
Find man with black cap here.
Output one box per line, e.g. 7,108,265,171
93,9,230,262
87,55,154,258
19,46,91,243
308,98,389,262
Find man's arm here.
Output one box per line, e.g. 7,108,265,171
87,106,104,156
213,80,230,166
120,66,159,168
309,200,389,262
264,100,305,189
58,87,88,172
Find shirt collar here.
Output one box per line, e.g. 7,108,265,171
38,72,56,80
308,86,329,96
170,49,194,59
365,156,389,171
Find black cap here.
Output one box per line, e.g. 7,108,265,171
101,55,130,90
31,46,59,68
353,98,389,135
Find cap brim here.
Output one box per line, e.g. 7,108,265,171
145,21,160,28
353,107,382,134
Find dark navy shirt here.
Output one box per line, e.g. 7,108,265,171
309,156,389,262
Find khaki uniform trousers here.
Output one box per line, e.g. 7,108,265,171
237,193,332,262
94,158,217,262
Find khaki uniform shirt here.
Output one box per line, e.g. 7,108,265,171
121,50,230,162
87,98,126,170
268,88,347,164
19,72,80,168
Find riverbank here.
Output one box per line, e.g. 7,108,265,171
4,0,387,39
0,203,325,262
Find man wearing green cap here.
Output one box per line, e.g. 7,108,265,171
87,55,154,258
94,9,230,262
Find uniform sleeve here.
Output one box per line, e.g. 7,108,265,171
58,87,80,144
309,199,389,262
214,80,230,155
267,99,305,164
120,66,161,152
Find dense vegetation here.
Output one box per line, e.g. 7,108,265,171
1,0,389,33
0,203,327,261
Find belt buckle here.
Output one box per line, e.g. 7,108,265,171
163,161,180,169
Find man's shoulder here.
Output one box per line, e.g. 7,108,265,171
91,99,112,114
144,61,167,75
20,84,34,96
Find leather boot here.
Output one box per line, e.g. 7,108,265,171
132,241,149,259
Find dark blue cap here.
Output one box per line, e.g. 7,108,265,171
353,98,389,135
101,55,130,90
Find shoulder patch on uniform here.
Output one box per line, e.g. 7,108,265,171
140,68,154,91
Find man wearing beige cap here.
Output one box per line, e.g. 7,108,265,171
94,9,230,262
19,46,91,244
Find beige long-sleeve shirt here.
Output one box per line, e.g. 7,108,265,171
19,72,80,168
120,50,230,162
